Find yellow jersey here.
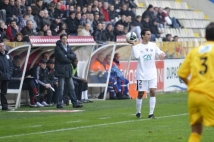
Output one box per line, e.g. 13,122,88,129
177,41,214,101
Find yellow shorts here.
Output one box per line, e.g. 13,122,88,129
188,92,214,126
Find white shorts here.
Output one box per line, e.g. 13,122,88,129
136,79,157,92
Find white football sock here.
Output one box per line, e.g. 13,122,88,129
81,92,85,100
149,97,156,115
136,98,142,114
84,90,88,100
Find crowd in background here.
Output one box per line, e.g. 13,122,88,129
0,0,183,45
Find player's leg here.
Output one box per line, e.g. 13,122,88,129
188,92,203,142
136,80,148,118
188,123,203,142
148,79,157,119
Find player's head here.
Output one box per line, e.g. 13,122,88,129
205,22,214,41
141,28,151,42
13,55,21,67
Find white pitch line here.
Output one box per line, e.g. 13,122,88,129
99,117,111,120
66,120,82,123
0,113,187,139
30,125,42,128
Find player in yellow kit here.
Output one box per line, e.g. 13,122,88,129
177,22,214,142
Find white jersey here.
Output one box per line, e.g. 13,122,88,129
132,42,165,80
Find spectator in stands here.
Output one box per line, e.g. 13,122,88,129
26,6,37,33
90,53,108,83
86,13,94,33
80,13,87,26
141,15,156,41
64,5,75,18
15,0,22,18
54,34,83,108
54,2,63,18
0,40,13,111
93,12,100,30
21,20,34,42
87,4,92,13
115,15,128,28
173,35,179,42
159,7,180,28
43,10,51,26
19,0,26,15
31,0,43,16
101,2,110,22
154,7,164,28
6,0,20,24
58,0,66,11
0,0,9,11
113,0,120,12
163,34,172,42
9,55,39,107
57,22,67,35
130,22,141,40
76,12,81,26
46,59,58,105
76,0,87,8
34,10,45,32
105,23,115,42
82,6,87,14
142,4,155,24
47,2,55,19
109,5,119,24
44,29,52,36
50,17,61,35
113,53,130,99
120,4,134,17
76,6,82,13
65,11,78,35
91,4,103,21
0,21,7,41
113,23,125,41
93,22,107,45
14,33,23,42
19,14,29,31
6,20,19,41
71,58,93,103
78,23,91,36
26,59,52,107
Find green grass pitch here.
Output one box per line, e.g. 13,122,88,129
0,92,213,142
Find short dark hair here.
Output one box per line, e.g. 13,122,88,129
10,20,16,24
166,34,172,38
205,22,214,41
13,55,21,61
141,28,150,36
60,33,68,39
0,40,4,44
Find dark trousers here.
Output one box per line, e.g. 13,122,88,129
74,79,88,101
39,84,53,104
22,79,37,97
0,80,9,109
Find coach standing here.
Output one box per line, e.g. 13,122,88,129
54,34,83,108
0,40,13,110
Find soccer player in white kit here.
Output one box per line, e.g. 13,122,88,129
129,28,165,119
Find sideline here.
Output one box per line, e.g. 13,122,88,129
0,113,187,139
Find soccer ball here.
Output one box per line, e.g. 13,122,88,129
126,32,137,42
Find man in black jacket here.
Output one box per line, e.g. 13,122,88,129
8,55,39,107
0,40,13,110
54,34,83,108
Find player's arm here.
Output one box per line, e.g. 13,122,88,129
155,43,165,60
177,51,192,85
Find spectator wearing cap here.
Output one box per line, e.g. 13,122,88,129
26,6,37,32
26,58,52,107
65,11,78,35
46,59,58,105
54,34,83,108
21,20,35,42
31,0,43,16
101,2,110,22
6,20,19,41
